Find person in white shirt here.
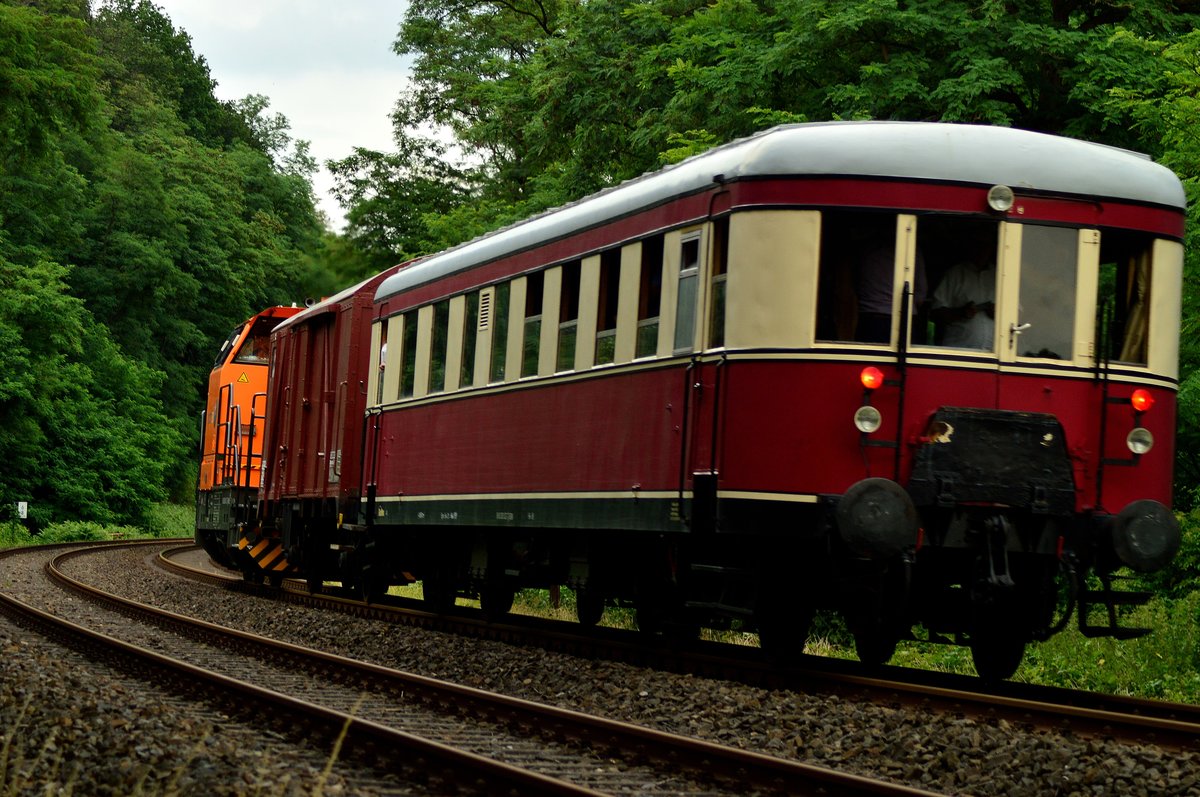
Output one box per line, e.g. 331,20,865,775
930,254,996,349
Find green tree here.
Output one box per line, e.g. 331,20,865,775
0,1,331,521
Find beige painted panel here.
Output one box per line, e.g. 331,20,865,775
413,304,434,399
1073,229,1101,365
366,321,383,407
474,286,495,387
539,267,562,377
725,211,821,349
615,243,642,364
996,222,1023,361
575,255,601,370
895,215,917,343
444,294,466,393
1149,239,1182,380
507,276,527,382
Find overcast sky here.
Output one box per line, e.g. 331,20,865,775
153,0,411,228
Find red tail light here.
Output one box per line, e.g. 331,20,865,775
860,366,884,391
1131,389,1154,413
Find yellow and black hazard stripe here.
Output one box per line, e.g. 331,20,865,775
236,535,298,575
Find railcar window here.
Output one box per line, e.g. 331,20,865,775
429,300,450,393
522,272,544,378
923,218,999,350
489,282,511,383
709,218,729,348
1097,230,1153,365
1015,225,1077,359
596,250,620,365
674,235,701,353
376,321,388,404
558,260,581,371
816,212,900,344
637,235,664,358
400,311,418,398
460,291,479,388
233,316,287,364
214,324,244,368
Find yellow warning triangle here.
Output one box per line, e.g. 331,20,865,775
237,372,250,383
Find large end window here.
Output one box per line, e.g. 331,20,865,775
816,212,899,344
923,218,999,351
1097,230,1153,366
1014,225,1077,360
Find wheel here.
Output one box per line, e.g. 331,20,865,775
422,570,457,611
634,591,665,635
851,621,898,668
265,571,284,588
635,590,698,640
969,630,1026,682
480,581,515,620
575,588,605,626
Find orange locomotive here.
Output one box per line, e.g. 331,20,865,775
195,306,301,568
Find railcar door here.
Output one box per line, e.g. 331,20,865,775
672,221,726,532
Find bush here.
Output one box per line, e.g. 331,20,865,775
0,522,35,549
143,503,194,537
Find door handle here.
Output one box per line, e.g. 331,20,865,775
1009,321,1032,349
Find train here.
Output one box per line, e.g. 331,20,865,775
197,122,1185,680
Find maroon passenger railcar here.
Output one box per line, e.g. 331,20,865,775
232,123,1185,679
231,266,408,583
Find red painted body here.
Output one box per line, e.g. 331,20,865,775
212,124,1184,677
259,267,406,514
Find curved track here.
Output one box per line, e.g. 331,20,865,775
3,540,938,797
160,544,1200,753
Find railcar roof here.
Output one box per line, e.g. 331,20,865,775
375,122,1186,303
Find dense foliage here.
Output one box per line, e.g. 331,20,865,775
7,0,1200,550
330,0,1200,507
0,0,327,525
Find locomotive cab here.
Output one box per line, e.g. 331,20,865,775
195,306,301,568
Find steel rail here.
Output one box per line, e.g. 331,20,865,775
54,542,936,797
159,544,1200,751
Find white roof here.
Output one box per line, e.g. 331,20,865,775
376,122,1185,302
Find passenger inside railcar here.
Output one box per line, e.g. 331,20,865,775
816,211,929,345
927,228,997,350
915,218,1000,350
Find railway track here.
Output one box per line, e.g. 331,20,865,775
2,540,938,797
159,543,1200,754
